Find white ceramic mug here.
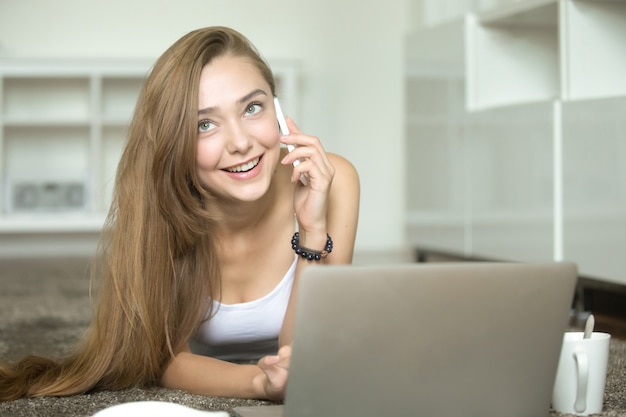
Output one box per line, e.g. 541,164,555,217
552,332,611,416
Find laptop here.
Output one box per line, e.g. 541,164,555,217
234,261,577,417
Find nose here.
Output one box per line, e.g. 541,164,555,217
224,120,253,154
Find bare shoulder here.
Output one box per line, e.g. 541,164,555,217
327,153,360,189
326,153,359,263
327,152,360,209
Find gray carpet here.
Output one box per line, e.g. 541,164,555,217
1,257,625,417
0,257,270,416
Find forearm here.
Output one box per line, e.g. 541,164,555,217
280,153,359,346
161,351,266,399
279,231,353,346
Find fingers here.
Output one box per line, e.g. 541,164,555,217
280,118,334,186
277,344,292,362
280,117,324,158
258,354,280,367
258,345,291,370
256,346,292,401
279,117,334,232
285,116,300,135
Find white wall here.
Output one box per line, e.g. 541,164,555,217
0,0,411,257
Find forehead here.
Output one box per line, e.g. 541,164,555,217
198,55,270,109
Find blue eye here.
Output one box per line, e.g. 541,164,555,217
198,119,215,133
245,102,262,116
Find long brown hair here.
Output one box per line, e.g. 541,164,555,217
0,26,276,401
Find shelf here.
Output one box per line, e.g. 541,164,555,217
465,0,626,111
1,116,91,127
0,215,105,234
465,4,559,111
561,0,626,101
0,58,152,233
4,127,90,182
408,0,626,284
2,77,92,120
476,0,557,24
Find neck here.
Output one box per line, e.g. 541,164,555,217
214,177,280,234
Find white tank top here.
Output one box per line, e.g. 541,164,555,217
191,256,297,362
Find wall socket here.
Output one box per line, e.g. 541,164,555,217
9,182,86,212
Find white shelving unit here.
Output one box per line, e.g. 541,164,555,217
462,0,626,284
466,0,626,111
561,0,626,101
0,58,151,233
406,0,626,284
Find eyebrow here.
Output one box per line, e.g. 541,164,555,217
198,89,268,116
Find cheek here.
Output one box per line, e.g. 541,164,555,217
253,117,281,148
196,140,221,172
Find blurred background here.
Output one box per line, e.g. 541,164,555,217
0,0,409,262
0,0,625,288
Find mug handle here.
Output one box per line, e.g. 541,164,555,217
573,349,588,413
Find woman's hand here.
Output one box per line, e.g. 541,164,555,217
280,117,335,245
254,345,292,401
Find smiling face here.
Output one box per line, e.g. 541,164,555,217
195,54,281,203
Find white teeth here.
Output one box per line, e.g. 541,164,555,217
225,157,260,173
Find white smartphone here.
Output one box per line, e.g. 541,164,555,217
274,97,308,185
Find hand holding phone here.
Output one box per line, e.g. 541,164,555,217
275,97,308,185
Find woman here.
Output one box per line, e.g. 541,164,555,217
0,26,359,401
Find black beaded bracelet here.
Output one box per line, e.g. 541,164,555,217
291,232,333,261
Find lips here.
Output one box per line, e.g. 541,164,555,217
223,156,261,173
